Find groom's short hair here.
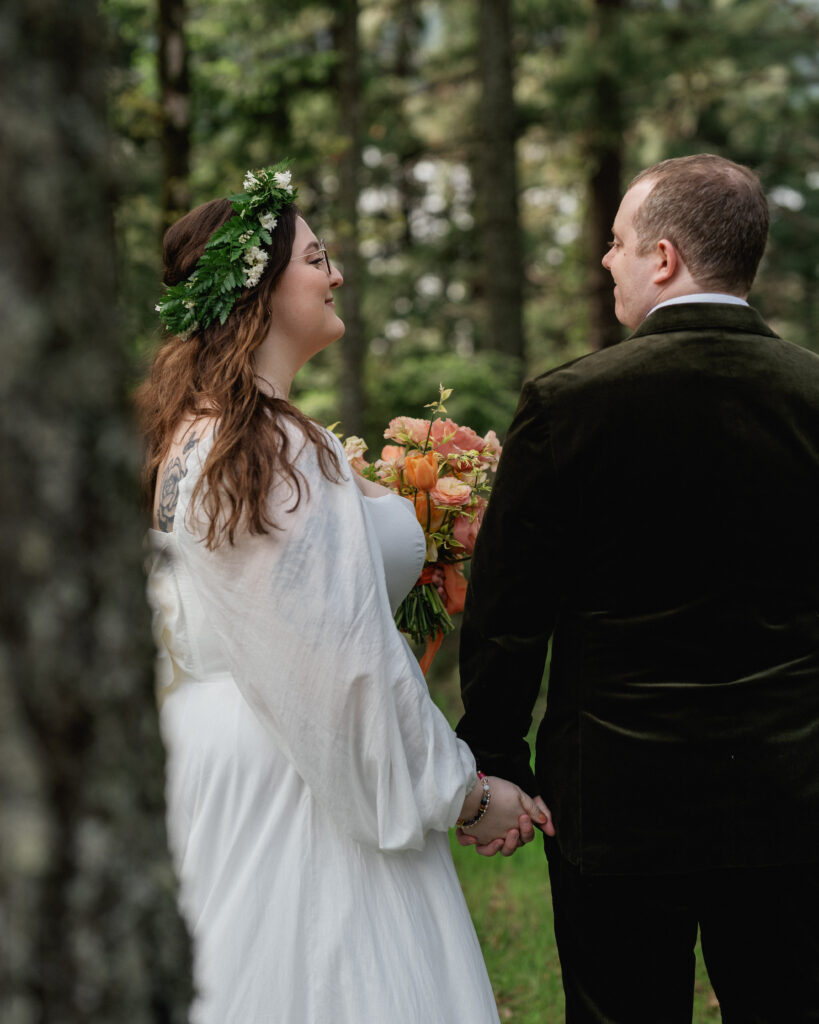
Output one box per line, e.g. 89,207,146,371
630,154,769,295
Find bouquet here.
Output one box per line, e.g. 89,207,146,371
342,386,501,674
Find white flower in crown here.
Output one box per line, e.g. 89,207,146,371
155,303,162,312
244,245,268,266
244,171,261,192
243,246,269,287
273,169,293,193
259,212,278,231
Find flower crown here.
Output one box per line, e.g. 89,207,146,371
156,161,299,338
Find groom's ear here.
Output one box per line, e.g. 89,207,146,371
653,239,680,284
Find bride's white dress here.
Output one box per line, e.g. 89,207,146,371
146,430,500,1023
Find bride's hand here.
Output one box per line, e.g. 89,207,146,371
457,777,554,854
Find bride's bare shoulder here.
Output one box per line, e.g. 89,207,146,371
175,414,218,449
153,416,217,532
352,473,393,499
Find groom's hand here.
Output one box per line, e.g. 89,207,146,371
532,795,555,836
455,816,527,857
456,796,555,857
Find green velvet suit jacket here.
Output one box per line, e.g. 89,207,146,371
457,302,819,875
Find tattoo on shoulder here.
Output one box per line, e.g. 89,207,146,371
157,434,199,532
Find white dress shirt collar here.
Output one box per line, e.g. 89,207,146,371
647,293,749,319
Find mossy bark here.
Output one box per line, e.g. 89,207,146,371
0,1,192,1020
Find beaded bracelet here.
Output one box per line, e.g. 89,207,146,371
457,772,491,829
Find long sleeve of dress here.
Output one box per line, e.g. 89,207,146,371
173,430,477,852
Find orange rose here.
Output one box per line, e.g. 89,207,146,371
380,445,405,463
414,494,445,532
404,452,438,491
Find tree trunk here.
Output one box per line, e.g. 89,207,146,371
159,0,191,234
333,0,366,435
0,1,192,1020
585,0,625,351
474,0,526,375
393,0,423,249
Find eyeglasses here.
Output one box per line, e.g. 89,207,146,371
290,240,332,276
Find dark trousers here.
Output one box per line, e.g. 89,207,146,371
545,839,819,1024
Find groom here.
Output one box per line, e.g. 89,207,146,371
457,154,819,1022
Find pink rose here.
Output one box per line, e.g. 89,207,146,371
343,435,369,474
451,496,486,555
430,476,472,506
384,416,430,447
451,423,484,452
374,445,405,484
428,419,482,454
427,417,499,473
428,418,459,457
429,419,488,472
381,444,405,463
479,429,502,469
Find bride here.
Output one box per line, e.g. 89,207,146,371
138,164,548,1023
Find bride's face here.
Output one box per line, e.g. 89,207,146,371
267,216,345,360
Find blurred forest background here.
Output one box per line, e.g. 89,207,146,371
116,0,819,440
2,0,817,1020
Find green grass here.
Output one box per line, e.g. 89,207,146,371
451,834,564,1022
451,834,722,1023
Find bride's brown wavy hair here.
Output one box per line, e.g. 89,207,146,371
136,198,342,548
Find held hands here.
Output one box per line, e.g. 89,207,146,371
456,776,555,858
